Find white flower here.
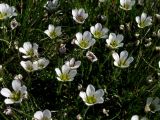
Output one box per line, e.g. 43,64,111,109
75,31,96,49
86,51,98,62
14,74,23,80
55,65,77,82
131,115,148,120
20,61,37,72
79,84,104,106
106,33,124,49
33,58,49,70
72,8,88,24
19,42,39,58
0,79,28,104
0,3,17,20
112,50,134,68
145,97,160,113
44,0,59,11
90,23,109,39
44,24,62,39
65,58,81,69
33,109,52,120
136,13,152,28
120,0,135,10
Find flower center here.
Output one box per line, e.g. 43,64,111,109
94,31,102,38
60,73,70,81
79,40,89,49
27,49,34,57
26,65,33,72
110,40,118,48
119,58,127,66
0,12,7,20
50,31,57,39
124,3,129,9
11,91,21,101
42,117,50,120
86,96,96,104
76,15,84,22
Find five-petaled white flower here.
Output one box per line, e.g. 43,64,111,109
120,0,135,11
106,33,124,49
20,61,37,72
19,42,39,58
86,51,98,62
44,0,59,11
145,97,160,113
112,50,134,68
0,3,17,20
0,79,28,104
75,31,96,49
135,13,152,28
33,58,49,70
65,58,81,69
79,84,104,106
44,24,62,39
90,23,109,39
33,109,52,120
55,65,77,82
72,8,88,24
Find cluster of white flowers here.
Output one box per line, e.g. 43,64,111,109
19,42,49,72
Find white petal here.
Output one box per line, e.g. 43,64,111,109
43,109,51,119
34,111,43,119
23,42,32,51
86,84,95,96
72,9,78,17
89,39,96,46
96,97,104,104
48,24,55,31
117,34,124,43
83,31,92,40
4,99,14,104
135,16,140,24
78,8,85,16
12,80,21,91
55,26,62,36
94,89,104,98
1,88,12,97
131,115,139,120
141,13,147,22
95,23,102,31
146,97,153,105
69,70,77,78
126,57,134,64
62,65,70,73
55,68,61,76
79,91,86,101
101,28,109,34
90,26,95,34
112,52,119,62
19,48,27,54
120,50,128,60
76,32,83,42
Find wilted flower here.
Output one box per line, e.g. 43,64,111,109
44,24,62,39
145,97,160,113
120,0,135,10
65,58,81,69
59,44,66,54
0,79,28,104
75,31,95,49
72,8,88,24
33,109,52,120
44,0,59,11
33,58,49,70
3,107,12,115
90,23,109,39
155,14,160,21
112,50,134,68
14,74,23,80
55,65,77,82
0,3,17,20
106,33,124,49
86,51,98,62
20,61,37,72
136,13,152,28
157,29,160,38
19,42,39,58
10,18,19,30
79,84,104,106
138,0,144,6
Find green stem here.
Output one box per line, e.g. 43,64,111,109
83,106,90,119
